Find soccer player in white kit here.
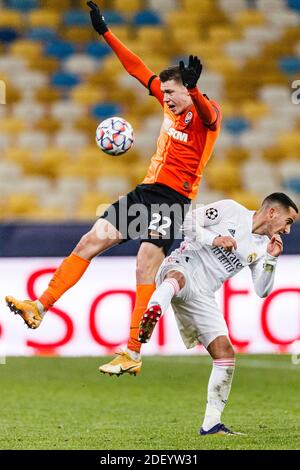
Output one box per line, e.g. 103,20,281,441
138,193,298,435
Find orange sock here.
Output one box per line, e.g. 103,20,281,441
39,253,90,310
127,284,156,353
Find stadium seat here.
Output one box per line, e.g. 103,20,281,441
133,10,162,26
224,117,250,135
0,117,25,134
35,116,61,134
91,103,122,120
235,10,266,28
45,41,75,59
279,57,300,75
26,27,58,43
6,0,39,11
102,11,126,25
205,161,242,192
62,26,93,44
287,0,300,12
28,9,60,29
148,0,178,14
71,84,104,105
12,101,45,124
10,40,43,60
63,10,90,27
63,54,99,76
28,56,59,74
51,71,81,90
51,101,85,123
229,190,261,210
10,70,48,94
85,41,112,59
55,129,89,153
35,86,60,103
96,175,131,197
241,101,269,122
18,131,49,152
225,148,250,164
114,0,142,15
0,161,22,179
278,132,300,157
241,160,279,195
0,9,23,28
0,28,19,43
243,26,282,45
268,9,300,27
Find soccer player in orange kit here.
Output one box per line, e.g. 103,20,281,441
5,1,222,376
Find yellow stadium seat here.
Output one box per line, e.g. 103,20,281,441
225,148,250,164
170,23,200,48
87,71,117,90
217,101,236,119
205,161,241,192
35,87,60,104
62,26,93,44
205,56,237,75
7,193,39,217
208,25,241,44
241,101,269,122
28,10,60,29
136,27,166,48
29,207,67,221
57,161,102,180
42,0,72,10
182,0,214,11
166,11,201,29
262,147,286,163
0,117,25,134
75,116,100,138
235,10,266,28
71,84,104,105
278,132,300,158
108,88,137,107
229,190,260,210
0,10,22,28
28,57,59,74
106,25,132,43
4,148,33,166
262,41,294,59
36,116,61,134
10,40,43,60
113,0,142,14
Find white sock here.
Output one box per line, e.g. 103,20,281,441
126,348,141,362
148,278,180,313
35,300,46,317
202,358,236,431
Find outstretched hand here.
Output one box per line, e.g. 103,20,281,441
87,1,108,35
267,234,283,257
179,55,203,89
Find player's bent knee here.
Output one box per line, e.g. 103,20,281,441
165,270,186,290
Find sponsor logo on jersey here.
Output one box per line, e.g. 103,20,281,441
211,246,243,273
206,208,218,220
247,253,258,263
168,127,188,143
185,111,193,124
228,229,236,237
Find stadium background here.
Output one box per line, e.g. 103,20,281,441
0,0,300,357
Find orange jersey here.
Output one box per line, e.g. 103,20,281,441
143,99,221,200
103,30,221,200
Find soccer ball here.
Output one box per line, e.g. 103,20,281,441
96,117,134,156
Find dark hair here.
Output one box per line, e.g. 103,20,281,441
159,65,182,84
262,193,298,214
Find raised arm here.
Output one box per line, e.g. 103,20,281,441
249,235,283,298
87,1,163,105
180,55,221,130
183,199,238,249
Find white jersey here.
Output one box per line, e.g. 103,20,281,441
174,199,277,296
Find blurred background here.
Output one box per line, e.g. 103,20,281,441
0,0,299,356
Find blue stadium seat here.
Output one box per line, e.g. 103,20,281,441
91,103,122,120
224,117,250,135
85,42,111,59
27,28,58,43
63,10,90,27
5,0,38,11
51,72,81,89
45,41,75,59
0,28,19,43
286,0,300,13
284,178,300,193
133,10,162,26
279,57,300,75
104,11,126,25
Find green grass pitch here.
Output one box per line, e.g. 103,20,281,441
0,355,299,450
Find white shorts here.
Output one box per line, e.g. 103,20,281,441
156,252,229,350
